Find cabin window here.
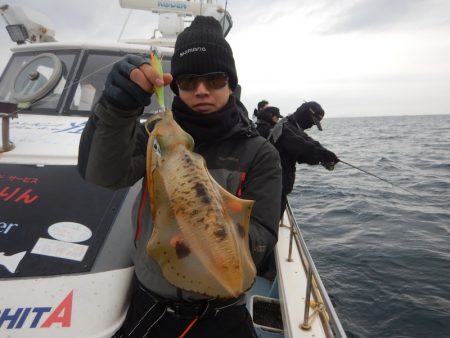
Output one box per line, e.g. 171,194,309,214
11,53,63,103
0,51,78,114
67,52,173,116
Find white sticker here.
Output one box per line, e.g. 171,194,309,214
31,238,88,261
48,222,92,243
0,251,26,273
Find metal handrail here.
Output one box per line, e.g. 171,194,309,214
285,202,347,338
0,102,18,153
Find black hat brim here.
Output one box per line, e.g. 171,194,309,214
311,113,323,131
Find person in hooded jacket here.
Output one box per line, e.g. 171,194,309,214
252,99,268,122
77,16,281,338
255,106,282,138
269,101,339,217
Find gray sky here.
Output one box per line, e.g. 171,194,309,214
1,0,450,117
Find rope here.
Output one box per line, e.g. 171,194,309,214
178,317,198,338
311,300,328,318
311,278,330,322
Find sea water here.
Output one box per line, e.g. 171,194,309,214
288,114,450,338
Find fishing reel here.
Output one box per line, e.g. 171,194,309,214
322,161,336,171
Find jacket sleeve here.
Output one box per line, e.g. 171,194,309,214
77,96,148,189
242,141,282,271
281,123,330,165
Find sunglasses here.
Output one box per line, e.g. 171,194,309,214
176,72,229,91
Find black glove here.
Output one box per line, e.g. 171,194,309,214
103,55,151,110
320,149,339,171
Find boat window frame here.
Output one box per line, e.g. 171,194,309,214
11,52,64,103
0,49,81,115
63,49,174,118
1,48,174,117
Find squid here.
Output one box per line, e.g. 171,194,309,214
144,49,256,298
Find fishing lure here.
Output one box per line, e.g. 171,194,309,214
149,47,165,111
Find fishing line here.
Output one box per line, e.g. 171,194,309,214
339,160,421,197
117,9,133,42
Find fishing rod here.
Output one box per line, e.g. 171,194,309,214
338,160,421,197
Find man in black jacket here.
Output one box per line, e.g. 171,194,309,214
77,16,281,338
255,106,282,138
252,99,268,121
269,101,339,216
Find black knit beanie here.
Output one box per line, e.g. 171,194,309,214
293,101,324,130
170,16,238,95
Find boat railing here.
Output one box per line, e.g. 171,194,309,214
285,202,347,338
0,101,17,153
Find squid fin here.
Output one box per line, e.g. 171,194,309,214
208,172,257,291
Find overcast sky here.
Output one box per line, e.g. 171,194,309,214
1,0,450,117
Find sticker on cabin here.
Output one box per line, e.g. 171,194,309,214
47,222,92,243
31,238,88,261
31,222,91,261
0,251,26,273
0,221,19,235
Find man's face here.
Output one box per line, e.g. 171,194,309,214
176,72,232,114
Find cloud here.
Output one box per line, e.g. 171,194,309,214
1,0,449,117
321,0,450,34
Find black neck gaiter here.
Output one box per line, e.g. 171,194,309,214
171,96,240,143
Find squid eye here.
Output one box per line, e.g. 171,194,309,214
153,139,161,157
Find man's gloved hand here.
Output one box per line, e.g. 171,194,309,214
103,55,152,110
320,149,340,171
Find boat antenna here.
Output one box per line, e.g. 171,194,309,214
339,160,421,197
223,0,229,32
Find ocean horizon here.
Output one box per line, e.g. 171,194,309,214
326,113,450,119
